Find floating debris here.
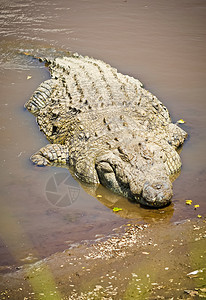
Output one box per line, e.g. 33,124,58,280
177,119,185,124
113,207,123,212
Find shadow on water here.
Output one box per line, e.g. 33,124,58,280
0,0,205,271
81,180,175,222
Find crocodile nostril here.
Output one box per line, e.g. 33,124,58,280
155,184,162,189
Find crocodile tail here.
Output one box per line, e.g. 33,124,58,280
20,46,71,64
24,79,58,115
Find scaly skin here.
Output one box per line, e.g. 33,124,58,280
25,53,187,207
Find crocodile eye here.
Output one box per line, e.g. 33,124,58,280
96,162,113,173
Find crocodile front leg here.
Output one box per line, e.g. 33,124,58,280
31,144,69,166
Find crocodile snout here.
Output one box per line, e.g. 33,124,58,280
141,180,173,207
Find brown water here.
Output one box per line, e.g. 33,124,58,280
0,0,205,271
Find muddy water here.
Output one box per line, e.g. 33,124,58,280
0,0,205,271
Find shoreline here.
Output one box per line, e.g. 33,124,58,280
0,218,205,299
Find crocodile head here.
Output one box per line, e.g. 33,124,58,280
95,143,173,208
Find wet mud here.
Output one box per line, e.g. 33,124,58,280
0,219,205,299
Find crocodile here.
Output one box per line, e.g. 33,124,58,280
25,52,187,208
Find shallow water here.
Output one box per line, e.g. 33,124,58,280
0,0,205,271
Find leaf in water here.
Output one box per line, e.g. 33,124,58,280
177,119,185,124
113,207,123,212
23,52,30,56
185,200,192,205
